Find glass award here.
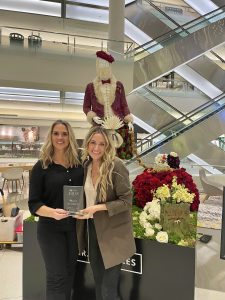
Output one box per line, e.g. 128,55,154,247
63,185,84,216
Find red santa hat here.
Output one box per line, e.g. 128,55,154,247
96,51,115,63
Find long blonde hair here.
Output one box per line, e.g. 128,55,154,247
40,119,80,168
82,127,116,202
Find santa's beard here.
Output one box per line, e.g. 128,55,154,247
98,67,112,80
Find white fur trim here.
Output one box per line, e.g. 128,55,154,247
87,111,97,124
123,114,133,123
93,75,117,108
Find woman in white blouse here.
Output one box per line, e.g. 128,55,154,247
76,126,136,300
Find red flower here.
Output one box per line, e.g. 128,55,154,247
132,167,199,211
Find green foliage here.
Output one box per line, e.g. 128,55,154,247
24,215,36,222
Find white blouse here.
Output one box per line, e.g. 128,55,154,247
84,163,99,208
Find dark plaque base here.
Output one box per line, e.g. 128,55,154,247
23,223,195,300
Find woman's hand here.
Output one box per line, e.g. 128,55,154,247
74,204,107,219
36,205,69,220
52,208,69,220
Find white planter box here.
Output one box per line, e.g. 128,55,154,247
0,211,23,241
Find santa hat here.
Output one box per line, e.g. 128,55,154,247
96,51,114,63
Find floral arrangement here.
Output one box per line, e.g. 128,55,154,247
116,124,134,160
132,152,199,247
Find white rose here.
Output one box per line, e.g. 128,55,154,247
156,231,168,243
143,222,153,229
154,223,162,230
139,211,148,221
144,202,152,211
144,227,155,237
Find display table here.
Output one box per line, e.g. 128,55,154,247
23,222,195,300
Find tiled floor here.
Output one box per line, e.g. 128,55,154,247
1,174,225,300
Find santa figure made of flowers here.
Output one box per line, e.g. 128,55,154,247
83,50,134,159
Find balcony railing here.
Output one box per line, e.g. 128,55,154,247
0,25,135,59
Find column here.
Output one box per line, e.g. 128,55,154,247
108,0,125,57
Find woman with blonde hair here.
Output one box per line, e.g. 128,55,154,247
29,119,83,300
76,126,136,300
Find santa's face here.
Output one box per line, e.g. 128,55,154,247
98,66,112,80
96,58,112,80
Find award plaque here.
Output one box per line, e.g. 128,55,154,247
63,185,84,215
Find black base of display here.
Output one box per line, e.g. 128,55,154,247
23,222,195,300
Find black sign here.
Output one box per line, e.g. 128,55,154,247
121,253,142,274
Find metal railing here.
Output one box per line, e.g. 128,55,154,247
0,25,135,58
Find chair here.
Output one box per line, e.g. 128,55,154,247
28,34,42,48
9,32,24,47
199,168,223,200
1,168,24,193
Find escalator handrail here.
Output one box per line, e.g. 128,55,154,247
210,50,225,64
130,4,225,56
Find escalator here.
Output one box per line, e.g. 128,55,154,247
128,81,212,132
127,92,225,173
130,5,225,89
125,0,185,39
187,55,225,92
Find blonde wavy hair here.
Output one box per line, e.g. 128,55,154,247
82,127,116,202
40,119,80,169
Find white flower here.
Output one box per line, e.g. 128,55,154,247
146,199,161,220
144,227,155,237
143,202,152,211
34,216,39,222
156,231,168,243
154,223,162,230
142,222,153,229
155,153,168,165
170,152,178,157
139,211,148,227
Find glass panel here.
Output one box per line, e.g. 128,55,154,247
133,7,225,60
0,25,134,59
137,92,225,155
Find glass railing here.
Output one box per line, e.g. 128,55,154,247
135,92,225,156
136,85,185,119
147,78,203,94
0,25,135,59
130,5,225,60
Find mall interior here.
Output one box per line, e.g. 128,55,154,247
0,0,225,299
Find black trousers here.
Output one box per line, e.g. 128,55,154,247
37,222,78,300
88,219,122,300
